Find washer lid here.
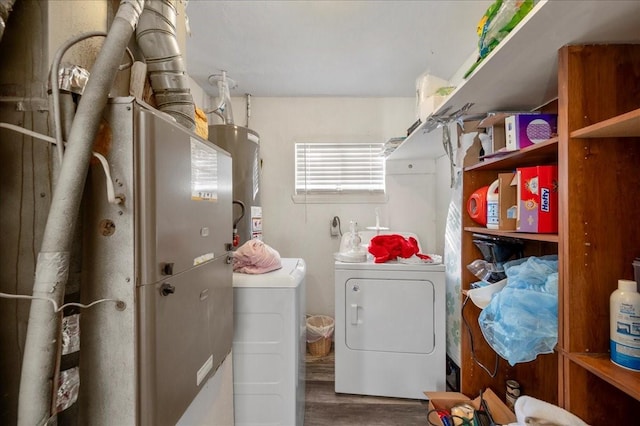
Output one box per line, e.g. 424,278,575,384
233,257,306,288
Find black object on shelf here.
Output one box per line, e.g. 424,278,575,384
407,119,422,136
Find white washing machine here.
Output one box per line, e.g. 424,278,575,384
232,258,306,426
334,233,445,400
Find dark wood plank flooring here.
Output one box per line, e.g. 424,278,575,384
304,348,430,425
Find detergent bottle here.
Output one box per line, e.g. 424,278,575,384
467,186,488,226
486,179,499,229
610,279,640,371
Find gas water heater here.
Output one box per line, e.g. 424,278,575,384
208,124,262,246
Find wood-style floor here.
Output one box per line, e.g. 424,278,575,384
304,348,430,425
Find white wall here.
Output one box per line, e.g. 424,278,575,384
230,97,446,317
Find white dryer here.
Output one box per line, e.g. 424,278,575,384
334,233,445,400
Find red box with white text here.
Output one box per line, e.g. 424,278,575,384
516,165,558,233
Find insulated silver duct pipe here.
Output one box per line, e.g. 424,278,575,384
136,0,196,131
17,1,145,424
0,0,16,43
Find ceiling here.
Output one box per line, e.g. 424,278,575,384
185,0,493,98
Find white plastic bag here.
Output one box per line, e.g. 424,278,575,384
306,315,334,343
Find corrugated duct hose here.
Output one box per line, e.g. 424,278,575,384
136,0,196,130
17,1,146,425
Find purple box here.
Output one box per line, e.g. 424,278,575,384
505,114,557,151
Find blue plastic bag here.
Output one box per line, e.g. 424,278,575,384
478,256,558,365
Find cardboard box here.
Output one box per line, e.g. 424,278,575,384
478,111,541,156
459,120,483,168
477,113,508,154
505,113,557,151
498,172,517,230
425,388,516,426
516,165,558,233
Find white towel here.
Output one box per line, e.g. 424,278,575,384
506,395,589,426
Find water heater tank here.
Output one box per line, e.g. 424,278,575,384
208,124,261,245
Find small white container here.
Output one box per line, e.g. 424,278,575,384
610,279,640,371
486,179,499,229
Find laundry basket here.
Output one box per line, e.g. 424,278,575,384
306,315,334,356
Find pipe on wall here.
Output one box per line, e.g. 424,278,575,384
17,1,145,424
136,0,196,131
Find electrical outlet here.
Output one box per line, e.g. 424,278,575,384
330,216,340,237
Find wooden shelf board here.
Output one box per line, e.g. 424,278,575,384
568,353,640,401
571,108,640,138
464,227,559,243
464,137,558,172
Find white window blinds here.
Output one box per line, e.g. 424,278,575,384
295,143,385,194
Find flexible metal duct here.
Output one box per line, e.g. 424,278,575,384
0,0,16,43
136,0,196,130
17,1,145,424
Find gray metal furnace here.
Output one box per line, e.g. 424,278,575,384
78,97,233,425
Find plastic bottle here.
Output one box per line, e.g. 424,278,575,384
610,279,640,371
347,221,362,254
486,179,499,229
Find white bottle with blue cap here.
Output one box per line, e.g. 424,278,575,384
610,279,640,371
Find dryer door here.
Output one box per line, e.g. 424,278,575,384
345,278,435,354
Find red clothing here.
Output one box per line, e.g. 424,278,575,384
368,234,431,263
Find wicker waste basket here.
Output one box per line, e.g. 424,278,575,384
306,315,334,356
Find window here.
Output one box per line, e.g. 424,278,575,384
295,143,385,196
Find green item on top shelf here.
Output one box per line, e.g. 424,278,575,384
435,86,456,96
464,0,536,79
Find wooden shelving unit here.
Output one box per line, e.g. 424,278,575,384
382,1,640,421
556,45,640,423
459,45,640,425
460,117,560,409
